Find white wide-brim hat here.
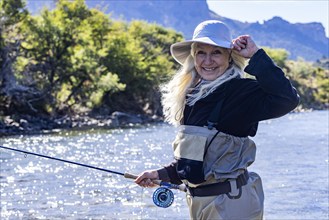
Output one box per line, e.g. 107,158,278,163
170,20,233,65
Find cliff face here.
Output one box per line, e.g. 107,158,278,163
27,0,329,61
100,0,212,37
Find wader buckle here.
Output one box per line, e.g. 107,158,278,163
226,179,242,199
207,121,217,130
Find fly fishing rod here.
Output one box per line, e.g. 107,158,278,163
0,145,186,208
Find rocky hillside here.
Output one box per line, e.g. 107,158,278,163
27,0,329,61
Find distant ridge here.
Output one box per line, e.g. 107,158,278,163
26,0,329,61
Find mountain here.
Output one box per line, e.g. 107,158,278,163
26,0,329,61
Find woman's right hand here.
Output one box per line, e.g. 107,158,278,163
232,35,259,58
134,170,159,188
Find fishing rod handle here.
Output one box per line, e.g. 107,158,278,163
123,172,138,180
124,172,161,185
123,172,186,192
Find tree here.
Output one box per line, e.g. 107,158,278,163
17,0,124,115
262,47,289,68
0,0,33,115
285,59,329,109
102,20,183,114
11,0,182,117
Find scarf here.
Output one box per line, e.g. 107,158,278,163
186,65,242,106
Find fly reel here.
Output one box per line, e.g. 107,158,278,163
152,187,174,208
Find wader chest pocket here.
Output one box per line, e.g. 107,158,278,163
173,132,208,184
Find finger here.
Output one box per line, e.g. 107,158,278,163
235,36,247,43
233,41,246,51
141,179,149,187
135,173,147,184
233,38,246,48
239,35,250,41
233,36,248,46
141,178,155,188
145,178,151,185
149,182,157,188
146,179,157,188
238,42,246,49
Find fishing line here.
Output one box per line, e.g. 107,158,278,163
0,145,186,208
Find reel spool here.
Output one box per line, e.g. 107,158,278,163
152,187,174,208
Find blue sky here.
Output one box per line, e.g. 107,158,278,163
207,0,329,37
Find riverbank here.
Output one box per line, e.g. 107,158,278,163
0,104,321,137
0,111,163,137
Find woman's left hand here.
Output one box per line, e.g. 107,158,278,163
232,35,259,58
134,170,159,188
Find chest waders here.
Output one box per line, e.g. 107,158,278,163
173,92,264,219
174,89,224,186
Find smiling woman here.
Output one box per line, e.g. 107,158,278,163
134,20,299,219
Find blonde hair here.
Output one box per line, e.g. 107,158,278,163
161,43,246,125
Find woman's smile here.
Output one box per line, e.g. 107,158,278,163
202,67,217,71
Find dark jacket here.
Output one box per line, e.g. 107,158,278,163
158,49,300,184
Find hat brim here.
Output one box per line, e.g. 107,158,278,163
170,37,233,65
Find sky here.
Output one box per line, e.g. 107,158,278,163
207,0,329,37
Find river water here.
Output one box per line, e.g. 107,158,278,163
0,110,328,220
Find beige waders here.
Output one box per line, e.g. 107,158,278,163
186,172,264,220
173,125,264,220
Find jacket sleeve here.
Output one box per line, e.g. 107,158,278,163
157,161,182,185
244,49,300,121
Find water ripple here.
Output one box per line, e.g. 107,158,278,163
1,112,328,219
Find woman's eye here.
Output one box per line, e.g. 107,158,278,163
213,50,221,55
196,51,206,55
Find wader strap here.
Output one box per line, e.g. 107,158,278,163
187,171,249,197
203,83,227,165
207,83,227,130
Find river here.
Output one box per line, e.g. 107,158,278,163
0,110,328,220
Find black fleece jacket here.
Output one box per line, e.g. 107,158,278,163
158,49,300,184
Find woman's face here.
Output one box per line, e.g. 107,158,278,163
194,43,230,81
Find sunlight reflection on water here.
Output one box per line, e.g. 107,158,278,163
0,111,328,219
1,124,187,219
